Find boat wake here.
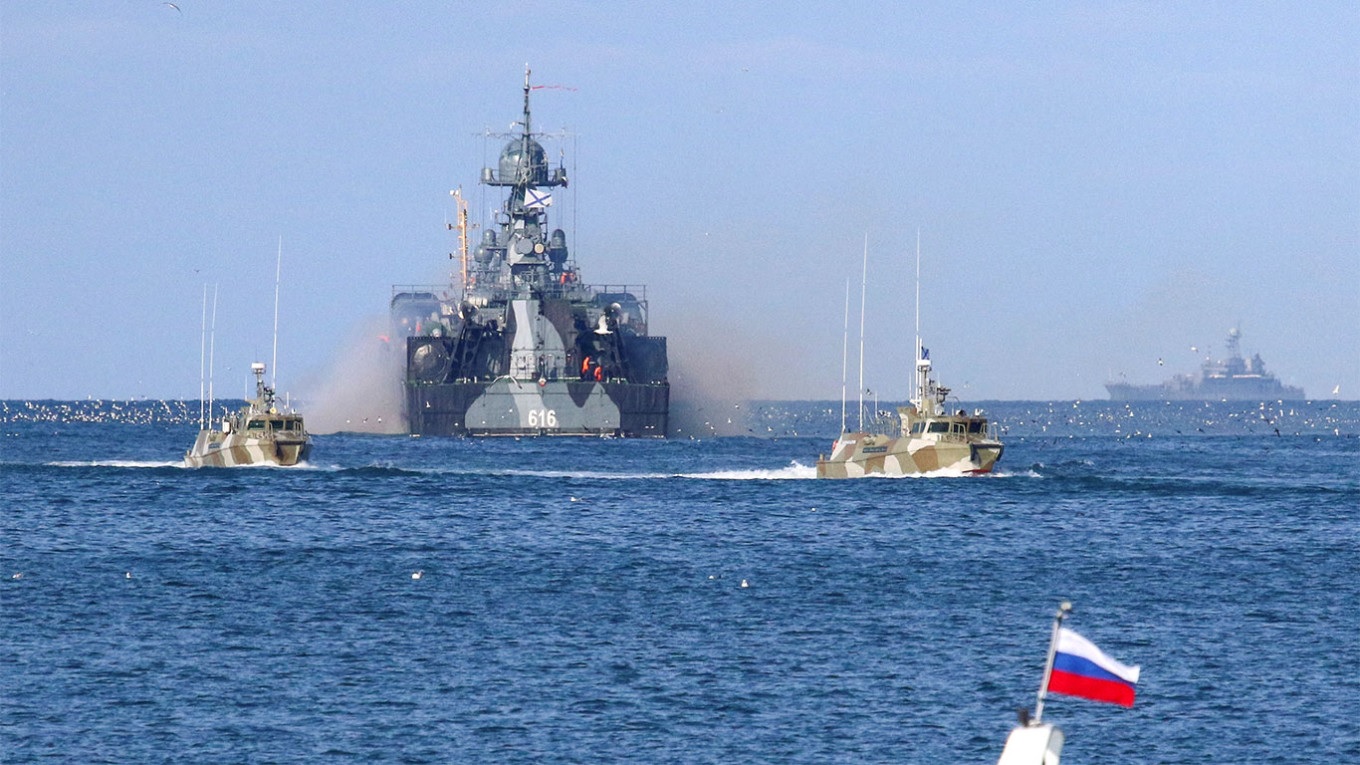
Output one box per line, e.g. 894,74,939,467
49,459,186,469
398,461,819,481
47,459,318,470
676,462,816,480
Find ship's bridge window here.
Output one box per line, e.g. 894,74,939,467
927,421,950,433
270,419,285,430
247,419,266,431
910,422,924,435
968,421,984,434
951,423,966,435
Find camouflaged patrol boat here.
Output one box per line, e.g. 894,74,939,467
391,68,668,437
816,344,1003,478
184,362,311,467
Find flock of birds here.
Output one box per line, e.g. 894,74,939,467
1,399,201,425
3,397,1353,437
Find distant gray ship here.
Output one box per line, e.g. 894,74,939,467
1106,327,1304,401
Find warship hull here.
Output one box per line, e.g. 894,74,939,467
406,379,668,437
1106,378,1304,401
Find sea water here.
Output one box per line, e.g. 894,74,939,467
2,401,1357,764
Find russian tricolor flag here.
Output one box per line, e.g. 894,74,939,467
1047,627,1140,707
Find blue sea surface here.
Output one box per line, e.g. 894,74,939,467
2,401,1358,764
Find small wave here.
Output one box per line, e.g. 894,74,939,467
329,464,428,477
486,468,669,480
987,468,1043,478
445,462,819,481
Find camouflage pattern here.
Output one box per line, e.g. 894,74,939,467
817,345,1002,478
815,416,1003,478
393,68,668,437
184,362,311,467
1107,327,1305,401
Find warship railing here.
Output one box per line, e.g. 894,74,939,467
392,283,650,302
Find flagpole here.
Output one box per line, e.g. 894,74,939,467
1034,600,1073,724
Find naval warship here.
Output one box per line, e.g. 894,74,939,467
1105,327,1304,401
391,69,668,436
184,362,311,467
816,342,1003,478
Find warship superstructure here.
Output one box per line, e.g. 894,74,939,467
184,362,311,467
816,343,1003,478
391,69,668,437
1106,327,1304,401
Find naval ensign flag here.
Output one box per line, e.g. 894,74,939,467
1046,627,1141,707
524,188,553,208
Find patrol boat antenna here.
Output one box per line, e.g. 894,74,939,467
857,234,868,431
198,284,208,429
207,284,218,427
271,236,282,390
840,278,849,434
913,227,921,406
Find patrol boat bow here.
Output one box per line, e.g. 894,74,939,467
184,362,311,467
392,67,669,437
816,344,1003,478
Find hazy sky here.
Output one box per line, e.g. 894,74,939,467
2,2,1356,402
